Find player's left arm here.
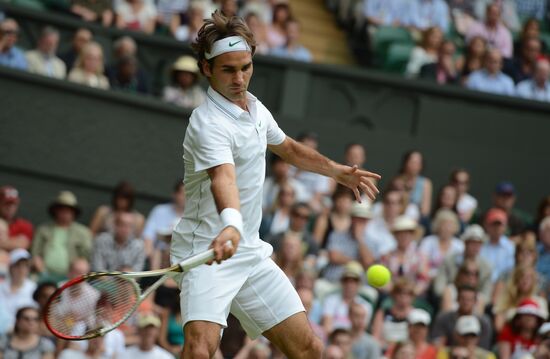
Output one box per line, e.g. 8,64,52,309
268,137,381,201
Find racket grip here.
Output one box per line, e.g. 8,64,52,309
178,241,233,272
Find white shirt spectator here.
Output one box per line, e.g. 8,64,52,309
143,203,181,243
480,235,515,282
372,202,420,222
75,328,126,357
516,79,550,102
363,0,400,25
322,293,373,330
406,47,437,78
419,235,464,278
364,217,397,259
401,0,450,32
466,69,515,95
122,345,173,359
263,177,310,212
116,0,157,31
457,193,478,220
0,278,36,330
289,166,332,200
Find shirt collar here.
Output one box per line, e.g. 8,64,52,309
207,86,256,121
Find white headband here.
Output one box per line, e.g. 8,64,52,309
205,36,251,60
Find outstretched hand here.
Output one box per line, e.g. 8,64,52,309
334,165,381,202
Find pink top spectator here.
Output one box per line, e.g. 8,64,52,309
466,22,512,58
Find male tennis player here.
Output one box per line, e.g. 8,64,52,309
171,11,381,359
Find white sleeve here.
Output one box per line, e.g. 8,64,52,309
266,114,286,145
187,117,234,172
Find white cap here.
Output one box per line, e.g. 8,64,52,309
455,315,480,335
538,322,550,336
392,216,418,232
9,248,31,266
407,308,431,325
460,224,487,242
350,202,372,219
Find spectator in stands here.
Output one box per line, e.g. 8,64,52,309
437,224,494,301
68,41,110,89
270,19,312,62
431,285,494,350
59,336,110,359
155,0,188,36
32,191,93,281
92,211,145,272
405,26,442,78
364,188,401,259
263,154,309,212
0,18,28,70
474,0,520,32
440,259,487,314
162,55,206,109
220,0,238,17
492,181,533,236
245,12,270,55
371,277,416,348
313,186,353,247
124,314,173,359
372,177,421,222
0,249,36,331
344,143,366,168
439,315,496,359
458,36,487,83
0,307,55,358
142,180,185,256
362,0,400,26
431,185,460,222
0,186,33,250
89,181,145,236
115,0,157,34
537,217,550,282
391,341,416,359
397,150,433,218
466,49,515,96
450,169,478,223
480,207,515,283
59,28,92,71
297,287,324,341
497,298,546,359
516,58,550,102
321,261,373,335
274,234,304,284
504,38,542,84
70,0,114,27
514,19,546,56
26,26,66,79
467,3,513,58
419,40,460,85
381,216,430,295
404,0,450,33
174,2,204,42
386,309,436,359
266,3,292,49
349,302,381,359
324,344,345,359
515,0,547,21
419,209,464,279
328,328,356,359
323,202,374,282
32,281,57,338
108,55,150,93
447,0,477,35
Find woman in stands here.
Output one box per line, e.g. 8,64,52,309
440,259,486,314
68,41,109,89
405,26,443,78
274,234,305,286
266,3,292,49
449,168,478,223
457,36,487,83
312,185,354,248
431,185,465,234
245,12,270,55
260,182,296,239
397,150,433,219
115,0,157,34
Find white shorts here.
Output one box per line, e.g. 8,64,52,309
178,244,305,339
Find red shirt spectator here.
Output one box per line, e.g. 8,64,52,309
0,186,33,250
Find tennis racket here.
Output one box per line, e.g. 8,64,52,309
44,242,230,340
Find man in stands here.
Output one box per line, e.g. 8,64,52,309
26,26,66,79
0,18,27,70
466,3,513,58
0,186,33,251
124,314,173,359
270,19,312,63
60,27,93,71
491,181,532,236
516,58,550,102
504,37,542,84
466,48,515,96
480,208,515,283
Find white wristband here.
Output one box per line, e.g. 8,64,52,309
220,208,244,239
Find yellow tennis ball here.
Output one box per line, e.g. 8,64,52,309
366,264,391,288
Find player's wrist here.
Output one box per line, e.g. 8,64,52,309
220,208,244,240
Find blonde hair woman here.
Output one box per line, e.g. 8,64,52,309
68,41,109,89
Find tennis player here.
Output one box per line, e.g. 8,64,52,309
171,11,381,358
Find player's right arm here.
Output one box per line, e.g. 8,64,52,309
207,163,241,263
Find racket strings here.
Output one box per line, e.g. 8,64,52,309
46,276,139,338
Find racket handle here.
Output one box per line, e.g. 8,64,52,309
178,241,233,272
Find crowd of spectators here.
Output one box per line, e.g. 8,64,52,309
1,139,550,359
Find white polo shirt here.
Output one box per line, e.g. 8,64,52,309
172,87,286,259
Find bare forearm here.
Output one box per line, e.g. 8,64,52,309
208,165,240,212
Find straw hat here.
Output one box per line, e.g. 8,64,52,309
48,191,81,217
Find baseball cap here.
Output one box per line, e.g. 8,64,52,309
495,181,515,195
485,208,508,225
392,216,418,232
515,298,547,319
0,186,19,204
341,261,363,281
350,202,372,219
455,315,480,336
9,248,31,266
460,224,487,242
137,314,161,328
407,308,431,326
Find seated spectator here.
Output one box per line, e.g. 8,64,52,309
437,315,496,359
406,26,443,78
362,0,400,26
115,0,157,34
349,302,381,359
59,336,110,359
467,3,513,58
493,265,548,333
89,181,145,236
323,202,374,282
245,12,270,55
68,41,110,89
386,308,436,359
321,261,373,335
497,298,547,359
419,40,460,85
401,0,450,33
70,0,114,27
537,217,550,283
263,154,310,213
262,182,295,239
371,277,416,348
240,0,272,24
458,36,487,83
32,281,57,338
108,55,149,93
430,185,461,230
448,0,476,35
381,216,430,296
274,234,304,284
466,49,515,96
174,2,204,42
328,329,355,359
440,259,487,314
474,0,520,33
365,189,404,260
514,19,546,56
312,186,353,248
26,26,66,79
324,344,345,359
490,181,533,237
92,211,146,272
397,150,433,219
515,0,546,21
105,35,148,84
0,186,33,250
433,225,493,304
431,285,494,350
220,0,238,17
449,169,478,223
344,143,367,168
0,307,55,358
0,18,27,70
162,55,206,109
480,208,515,283
270,19,312,62
155,0,188,36
124,314,173,359
32,191,93,281
59,28,93,72
391,341,416,359
516,58,550,102
419,209,463,279
266,3,292,49
0,249,36,331
298,287,325,342
372,177,421,222
504,38,541,84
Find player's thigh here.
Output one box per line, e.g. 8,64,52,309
182,321,222,356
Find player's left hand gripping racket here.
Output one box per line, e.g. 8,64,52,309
44,243,230,340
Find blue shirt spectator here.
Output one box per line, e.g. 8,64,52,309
515,59,550,102
466,49,515,96
514,0,546,21
480,208,515,283
536,217,550,280
400,0,450,33
270,19,312,63
0,19,27,71
363,0,400,26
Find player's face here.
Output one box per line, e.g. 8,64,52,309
204,51,253,107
